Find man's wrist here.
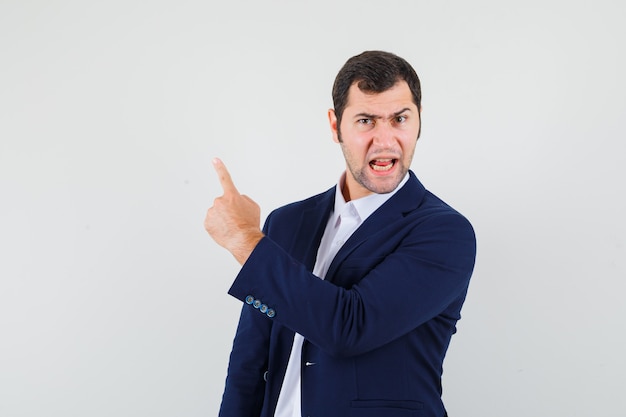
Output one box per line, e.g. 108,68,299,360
233,231,264,265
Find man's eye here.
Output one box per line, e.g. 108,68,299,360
396,115,407,123
357,119,373,125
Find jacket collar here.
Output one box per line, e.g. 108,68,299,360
290,170,425,274
290,187,335,271
324,170,425,281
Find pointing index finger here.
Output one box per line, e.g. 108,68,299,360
212,158,240,195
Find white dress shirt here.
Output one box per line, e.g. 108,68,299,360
274,172,409,417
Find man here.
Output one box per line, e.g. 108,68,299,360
205,50,476,417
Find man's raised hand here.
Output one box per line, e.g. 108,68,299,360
213,156,240,196
204,158,264,265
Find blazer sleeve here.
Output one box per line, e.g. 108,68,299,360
228,210,476,358
218,304,271,417
218,217,276,417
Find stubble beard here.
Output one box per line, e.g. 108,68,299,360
340,143,411,195
349,161,408,195
337,128,417,196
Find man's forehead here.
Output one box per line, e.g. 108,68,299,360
344,81,416,114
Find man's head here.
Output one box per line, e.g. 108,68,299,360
328,51,422,201
331,50,422,133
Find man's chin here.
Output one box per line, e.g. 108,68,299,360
361,173,404,195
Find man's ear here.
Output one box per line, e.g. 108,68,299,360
328,109,340,144
417,105,423,140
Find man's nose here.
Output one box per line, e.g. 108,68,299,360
372,121,395,147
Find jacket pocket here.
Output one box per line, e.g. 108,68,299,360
350,399,424,417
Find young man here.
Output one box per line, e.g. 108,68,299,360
205,50,476,417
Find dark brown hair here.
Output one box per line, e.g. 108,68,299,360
332,50,422,127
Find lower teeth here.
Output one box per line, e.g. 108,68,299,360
371,163,393,171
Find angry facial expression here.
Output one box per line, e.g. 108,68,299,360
329,81,421,201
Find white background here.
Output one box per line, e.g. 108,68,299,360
1,1,625,416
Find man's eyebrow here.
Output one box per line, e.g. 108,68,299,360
393,107,413,116
354,112,378,119
354,108,413,119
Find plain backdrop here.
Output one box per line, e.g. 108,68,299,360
1,1,625,416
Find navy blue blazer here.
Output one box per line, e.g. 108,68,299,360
219,171,476,417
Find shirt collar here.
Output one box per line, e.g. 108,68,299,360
332,171,410,223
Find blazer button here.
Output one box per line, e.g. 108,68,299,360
245,295,254,305
260,304,268,313
263,370,268,381
266,308,276,318
253,299,262,309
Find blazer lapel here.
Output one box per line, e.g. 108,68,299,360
289,188,335,271
325,172,425,282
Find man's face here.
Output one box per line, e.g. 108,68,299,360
328,81,421,201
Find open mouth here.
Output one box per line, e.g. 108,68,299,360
369,158,397,172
